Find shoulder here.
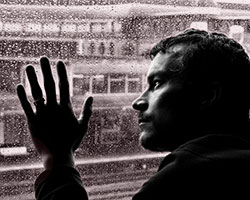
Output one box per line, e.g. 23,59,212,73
133,134,250,199
133,150,211,199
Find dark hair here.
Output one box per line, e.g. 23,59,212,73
150,28,250,111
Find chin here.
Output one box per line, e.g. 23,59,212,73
139,130,181,152
139,131,169,152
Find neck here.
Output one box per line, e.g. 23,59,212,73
197,117,250,141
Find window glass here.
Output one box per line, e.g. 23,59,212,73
98,42,105,55
25,23,42,33
0,1,247,199
122,42,135,57
88,42,96,55
128,80,141,93
128,74,142,93
92,75,108,94
78,23,90,32
110,73,126,93
73,74,90,96
4,22,22,32
109,42,115,55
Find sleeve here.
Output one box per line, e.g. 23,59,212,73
35,166,88,200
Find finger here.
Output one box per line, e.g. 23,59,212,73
57,60,70,105
74,96,93,151
78,96,93,130
26,65,43,101
40,57,57,105
16,84,35,121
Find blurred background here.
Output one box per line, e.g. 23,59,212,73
0,0,250,199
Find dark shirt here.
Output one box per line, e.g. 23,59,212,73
35,167,88,200
35,134,250,199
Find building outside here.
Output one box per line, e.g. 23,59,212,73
1,0,250,199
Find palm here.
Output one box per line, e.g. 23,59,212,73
17,57,92,157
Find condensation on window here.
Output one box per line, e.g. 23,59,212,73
0,0,249,199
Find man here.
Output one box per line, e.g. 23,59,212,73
17,29,250,199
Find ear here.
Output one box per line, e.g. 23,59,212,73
200,82,222,111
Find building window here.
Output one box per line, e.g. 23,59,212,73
122,42,135,57
61,24,77,33
88,42,95,54
100,22,109,32
25,23,42,33
78,39,84,55
247,23,250,33
91,22,102,32
73,74,90,95
4,22,23,32
43,23,60,33
99,114,121,145
99,42,105,55
110,73,125,93
127,74,142,93
78,23,90,32
109,42,115,55
0,21,3,31
114,21,122,32
111,21,115,32
92,75,108,93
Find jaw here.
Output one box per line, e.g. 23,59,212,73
139,130,172,152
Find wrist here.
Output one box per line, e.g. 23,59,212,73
42,152,75,170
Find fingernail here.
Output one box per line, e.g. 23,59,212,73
16,84,22,91
26,65,34,72
88,96,93,105
40,56,49,65
57,60,64,65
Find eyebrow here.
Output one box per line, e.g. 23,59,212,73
147,70,170,83
147,51,185,82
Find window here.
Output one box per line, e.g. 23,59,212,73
25,23,42,33
73,74,90,95
1,1,245,200
88,42,95,55
78,39,84,55
78,23,90,32
43,23,60,33
4,22,22,32
61,24,77,33
122,42,135,57
109,42,115,55
128,74,142,93
100,22,110,32
0,60,21,92
113,21,122,32
98,42,105,55
110,73,125,93
0,21,3,31
92,74,108,93
99,113,121,145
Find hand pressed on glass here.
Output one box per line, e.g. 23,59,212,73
16,57,93,170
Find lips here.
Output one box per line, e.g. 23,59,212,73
138,116,151,124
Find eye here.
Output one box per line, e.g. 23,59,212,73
152,80,162,90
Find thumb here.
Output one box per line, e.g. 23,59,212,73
78,96,93,131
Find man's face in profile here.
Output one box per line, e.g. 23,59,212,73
132,44,199,151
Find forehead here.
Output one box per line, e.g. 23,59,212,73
147,44,186,78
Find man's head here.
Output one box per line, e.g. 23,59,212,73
132,29,250,151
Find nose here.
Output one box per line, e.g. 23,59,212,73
132,97,148,111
